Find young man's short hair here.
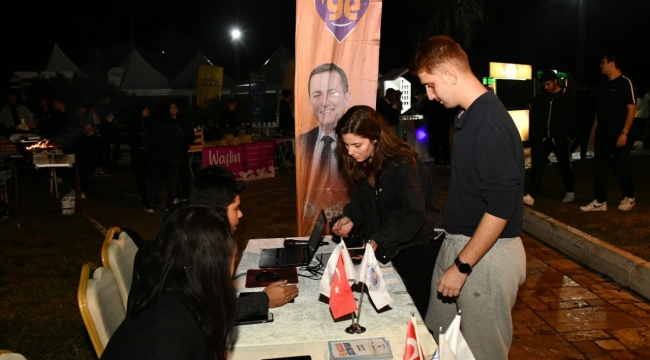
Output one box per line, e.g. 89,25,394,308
408,35,470,75
539,70,558,83
190,165,245,209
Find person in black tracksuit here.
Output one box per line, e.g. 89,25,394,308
523,70,577,205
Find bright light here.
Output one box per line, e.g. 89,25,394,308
231,29,241,40
161,51,165,54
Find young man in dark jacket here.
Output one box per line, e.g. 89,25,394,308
523,70,577,205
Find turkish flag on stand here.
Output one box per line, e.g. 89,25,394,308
404,316,423,360
329,253,357,319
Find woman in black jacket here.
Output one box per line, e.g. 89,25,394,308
102,206,237,360
144,102,185,212
331,105,443,318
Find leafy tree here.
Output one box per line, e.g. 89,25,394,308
407,0,486,48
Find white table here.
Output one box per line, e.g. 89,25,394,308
230,236,437,360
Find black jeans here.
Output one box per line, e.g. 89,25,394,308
131,149,148,206
177,151,191,201
390,237,443,319
147,158,181,209
527,138,575,198
593,132,635,203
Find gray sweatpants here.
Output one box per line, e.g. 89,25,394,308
425,233,526,360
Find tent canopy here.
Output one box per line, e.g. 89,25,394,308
120,49,171,90
171,50,213,89
44,43,83,74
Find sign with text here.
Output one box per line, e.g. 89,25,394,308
201,141,276,181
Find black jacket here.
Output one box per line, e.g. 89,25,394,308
343,156,442,263
529,88,577,144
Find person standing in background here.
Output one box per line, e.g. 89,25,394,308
523,70,577,206
580,53,637,212
144,102,184,213
634,84,649,149
127,103,150,209
0,92,34,135
169,101,194,202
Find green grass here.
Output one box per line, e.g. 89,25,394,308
0,169,102,359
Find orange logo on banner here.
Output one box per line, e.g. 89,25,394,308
315,0,370,42
295,0,381,235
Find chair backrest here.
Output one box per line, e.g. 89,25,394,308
0,351,27,360
77,263,126,358
101,227,142,310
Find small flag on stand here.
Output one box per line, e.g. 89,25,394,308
319,241,357,319
431,312,475,360
319,241,356,296
327,253,358,319
403,315,423,360
355,244,392,309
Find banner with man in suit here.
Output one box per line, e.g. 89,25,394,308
295,0,382,235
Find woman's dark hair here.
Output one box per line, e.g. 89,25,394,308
133,103,148,119
336,105,418,182
132,206,237,360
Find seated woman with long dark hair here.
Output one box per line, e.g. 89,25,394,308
101,206,238,360
331,105,443,318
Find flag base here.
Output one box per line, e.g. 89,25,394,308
345,323,366,334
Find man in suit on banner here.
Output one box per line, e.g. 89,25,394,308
298,63,352,223
300,63,351,175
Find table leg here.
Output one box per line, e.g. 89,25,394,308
74,164,82,215
12,160,20,229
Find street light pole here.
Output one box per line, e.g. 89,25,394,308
576,0,587,81
231,29,242,82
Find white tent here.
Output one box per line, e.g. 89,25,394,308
258,43,294,86
119,48,193,103
230,43,294,95
14,43,83,80
120,48,171,90
44,43,83,74
171,50,213,89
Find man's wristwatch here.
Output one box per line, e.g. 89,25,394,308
454,256,472,275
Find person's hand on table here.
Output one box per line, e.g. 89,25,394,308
264,280,298,308
331,216,353,238
437,264,468,298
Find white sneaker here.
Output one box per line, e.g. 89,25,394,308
523,194,535,206
143,207,154,213
173,198,182,204
563,192,575,203
580,200,607,212
617,197,635,211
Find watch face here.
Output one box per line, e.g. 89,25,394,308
455,257,472,274
458,263,471,274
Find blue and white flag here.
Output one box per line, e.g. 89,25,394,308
355,244,392,309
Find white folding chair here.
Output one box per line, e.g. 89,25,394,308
101,227,142,311
0,350,27,360
77,263,126,358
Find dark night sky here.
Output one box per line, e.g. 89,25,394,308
3,0,650,90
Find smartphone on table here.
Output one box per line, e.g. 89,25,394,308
235,312,274,325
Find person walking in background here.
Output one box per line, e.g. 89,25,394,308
144,102,184,213
523,70,577,205
410,35,526,360
126,103,150,209
331,105,443,319
169,101,194,202
376,88,401,134
580,53,637,212
571,81,595,160
426,99,455,167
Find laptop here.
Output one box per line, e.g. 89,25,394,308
258,210,327,268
